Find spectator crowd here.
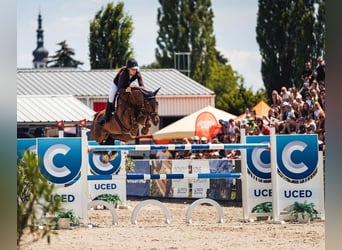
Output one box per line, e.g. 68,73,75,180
164,56,326,160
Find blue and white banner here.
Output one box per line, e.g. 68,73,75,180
17,138,37,159
191,159,210,198
272,134,325,220
37,137,83,216
172,160,190,197
88,140,122,175
245,135,272,215
127,160,150,197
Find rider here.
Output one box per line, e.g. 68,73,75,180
98,58,145,126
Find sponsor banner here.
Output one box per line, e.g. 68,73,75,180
89,179,126,202
150,159,173,197
127,160,150,197
17,138,37,159
37,137,83,217
245,135,272,214
191,159,210,198
172,159,190,197
195,111,219,139
87,140,126,204
88,140,122,175
273,134,324,218
207,159,235,200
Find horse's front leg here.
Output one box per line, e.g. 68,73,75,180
141,117,152,135
130,115,139,136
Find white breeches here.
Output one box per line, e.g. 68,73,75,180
108,84,118,103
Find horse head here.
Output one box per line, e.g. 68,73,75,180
141,87,160,126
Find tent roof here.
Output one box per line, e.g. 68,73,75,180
153,105,236,140
17,95,95,124
236,100,270,119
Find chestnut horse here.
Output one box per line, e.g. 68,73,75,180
91,87,160,163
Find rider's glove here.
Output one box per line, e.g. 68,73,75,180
125,87,131,92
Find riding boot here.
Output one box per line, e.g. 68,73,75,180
112,93,119,114
98,101,113,126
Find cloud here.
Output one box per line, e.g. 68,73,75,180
219,48,264,92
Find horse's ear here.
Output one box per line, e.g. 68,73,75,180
153,87,161,96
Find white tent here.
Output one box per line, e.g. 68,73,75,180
153,105,236,142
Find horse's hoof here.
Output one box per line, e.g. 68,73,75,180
108,151,118,161
141,127,149,135
101,154,109,164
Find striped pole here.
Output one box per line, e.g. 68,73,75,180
88,143,270,152
87,172,241,181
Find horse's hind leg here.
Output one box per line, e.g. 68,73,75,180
101,136,118,163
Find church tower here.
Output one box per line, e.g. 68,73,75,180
32,12,49,68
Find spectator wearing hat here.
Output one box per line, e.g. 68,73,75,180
200,136,208,144
246,116,257,135
295,93,304,109
275,102,290,133
217,119,228,141
227,119,237,135
304,91,314,109
280,86,290,102
191,135,200,144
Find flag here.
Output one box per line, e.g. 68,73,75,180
55,120,64,129
77,118,87,127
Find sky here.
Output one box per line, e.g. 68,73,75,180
17,0,264,92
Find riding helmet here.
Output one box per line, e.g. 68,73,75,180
126,59,139,69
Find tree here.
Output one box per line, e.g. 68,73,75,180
156,0,217,85
47,40,84,68
89,2,135,69
17,150,62,247
156,0,267,114
256,0,325,99
207,62,267,115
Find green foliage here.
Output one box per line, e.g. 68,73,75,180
125,156,135,172
56,209,79,226
17,150,63,246
89,2,135,69
156,0,217,81
256,0,325,99
289,200,318,221
252,202,273,213
94,194,122,207
47,40,84,68
156,0,268,115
